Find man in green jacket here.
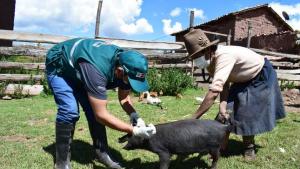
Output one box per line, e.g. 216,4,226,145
46,38,156,169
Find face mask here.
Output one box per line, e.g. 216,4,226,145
122,71,129,84
194,56,211,69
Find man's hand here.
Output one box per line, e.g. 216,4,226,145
130,112,146,127
132,124,156,138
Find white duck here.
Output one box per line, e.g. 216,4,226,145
145,91,162,105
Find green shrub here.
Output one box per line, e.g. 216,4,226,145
0,82,7,97
280,80,297,90
147,68,194,96
40,76,52,95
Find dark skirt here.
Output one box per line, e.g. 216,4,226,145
227,59,286,136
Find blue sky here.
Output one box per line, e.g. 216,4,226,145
14,0,300,42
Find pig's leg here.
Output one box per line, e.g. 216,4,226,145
221,132,230,152
210,148,220,169
158,152,171,169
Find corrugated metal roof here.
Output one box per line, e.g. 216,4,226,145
171,4,293,36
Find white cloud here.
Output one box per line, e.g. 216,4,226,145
120,18,153,34
14,0,153,37
162,19,182,35
270,2,300,30
187,8,205,19
170,7,181,17
101,0,153,36
288,18,300,31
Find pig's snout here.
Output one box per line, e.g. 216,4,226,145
123,143,133,150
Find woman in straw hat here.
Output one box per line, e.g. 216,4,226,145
183,28,285,160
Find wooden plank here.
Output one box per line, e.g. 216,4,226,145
0,46,187,60
150,63,192,69
202,30,228,37
0,62,45,70
277,73,300,81
0,30,70,44
0,29,185,50
0,46,48,56
0,61,192,71
145,53,186,60
276,69,300,74
0,74,43,81
251,48,300,60
98,37,185,50
271,62,300,68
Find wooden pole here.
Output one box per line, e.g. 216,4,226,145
95,0,103,38
189,10,195,28
247,21,252,48
227,29,231,45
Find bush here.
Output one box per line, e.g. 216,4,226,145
40,76,53,95
280,80,297,90
147,68,194,96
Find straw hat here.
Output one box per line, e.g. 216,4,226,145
183,28,219,60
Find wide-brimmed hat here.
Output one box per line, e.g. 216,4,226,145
118,50,149,92
183,28,220,60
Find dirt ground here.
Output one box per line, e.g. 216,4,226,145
282,89,300,113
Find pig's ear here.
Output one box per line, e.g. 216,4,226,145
118,134,131,143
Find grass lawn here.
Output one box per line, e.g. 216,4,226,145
0,88,299,169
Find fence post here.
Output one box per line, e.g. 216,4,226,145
227,29,231,45
189,10,195,78
247,21,252,48
189,10,194,28
95,0,103,38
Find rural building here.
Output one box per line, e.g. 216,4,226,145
171,4,300,54
0,0,16,46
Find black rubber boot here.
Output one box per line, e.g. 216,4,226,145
243,135,256,161
88,121,123,169
55,122,74,169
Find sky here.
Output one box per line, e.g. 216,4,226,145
14,0,300,42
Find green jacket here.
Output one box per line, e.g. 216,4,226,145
46,38,123,82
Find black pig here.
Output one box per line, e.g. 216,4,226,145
119,119,233,169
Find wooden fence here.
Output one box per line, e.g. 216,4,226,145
0,30,299,96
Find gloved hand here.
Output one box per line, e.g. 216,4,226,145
132,124,156,138
136,118,146,127
130,112,145,127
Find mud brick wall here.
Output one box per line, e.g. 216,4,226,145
233,8,288,42
251,32,298,54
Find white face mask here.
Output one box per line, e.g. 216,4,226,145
194,56,211,69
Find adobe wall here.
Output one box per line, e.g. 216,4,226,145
251,31,298,54
233,8,287,42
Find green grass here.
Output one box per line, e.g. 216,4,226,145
0,55,45,63
0,88,299,169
